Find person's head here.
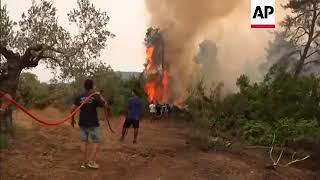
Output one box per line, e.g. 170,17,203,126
84,79,94,91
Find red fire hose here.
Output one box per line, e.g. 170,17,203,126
0,90,115,132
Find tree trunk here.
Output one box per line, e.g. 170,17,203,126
294,3,318,77
294,53,307,77
0,57,22,96
0,57,22,140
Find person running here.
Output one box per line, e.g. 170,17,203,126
120,89,143,144
71,79,106,169
149,101,156,122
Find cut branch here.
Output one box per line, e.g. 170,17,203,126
267,133,311,169
283,155,310,167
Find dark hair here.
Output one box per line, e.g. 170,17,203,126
132,88,139,97
84,79,94,90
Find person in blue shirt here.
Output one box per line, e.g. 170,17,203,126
120,89,143,144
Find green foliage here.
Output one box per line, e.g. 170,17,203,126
187,72,320,147
1,0,114,85
16,67,147,117
239,119,273,145
17,72,50,108
0,4,14,46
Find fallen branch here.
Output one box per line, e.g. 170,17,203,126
266,133,310,169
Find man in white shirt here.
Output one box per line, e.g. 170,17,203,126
149,101,156,122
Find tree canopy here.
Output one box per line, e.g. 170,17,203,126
0,0,114,94
281,0,320,75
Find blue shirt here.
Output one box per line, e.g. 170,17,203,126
127,96,143,121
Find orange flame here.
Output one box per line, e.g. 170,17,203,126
146,46,155,72
144,45,169,103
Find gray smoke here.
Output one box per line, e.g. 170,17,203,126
145,0,243,101
145,0,290,102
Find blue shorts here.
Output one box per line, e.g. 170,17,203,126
123,118,139,128
80,126,101,143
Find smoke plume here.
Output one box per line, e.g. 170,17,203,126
145,0,286,101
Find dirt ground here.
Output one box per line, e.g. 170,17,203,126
0,107,319,180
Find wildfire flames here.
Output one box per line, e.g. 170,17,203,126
144,45,169,103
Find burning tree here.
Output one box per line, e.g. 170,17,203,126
143,27,169,103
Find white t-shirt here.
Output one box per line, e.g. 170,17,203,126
149,104,156,113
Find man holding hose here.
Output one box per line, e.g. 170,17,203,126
71,79,106,169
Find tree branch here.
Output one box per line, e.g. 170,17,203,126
294,11,307,21
283,155,310,167
21,44,67,68
46,47,65,54
294,31,308,45
304,59,320,65
22,44,44,62
306,49,319,58
312,31,320,40
290,27,308,41
0,46,17,60
38,55,61,64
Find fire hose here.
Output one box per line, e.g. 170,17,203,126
0,90,115,133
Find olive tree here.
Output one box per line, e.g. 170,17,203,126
0,0,114,96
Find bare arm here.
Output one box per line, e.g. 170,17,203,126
70,104,78,127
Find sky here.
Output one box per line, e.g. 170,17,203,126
4,0,148,82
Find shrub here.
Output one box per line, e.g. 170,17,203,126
187,72,320,147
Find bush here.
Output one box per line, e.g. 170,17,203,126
187,72,320,147
17,72,51,108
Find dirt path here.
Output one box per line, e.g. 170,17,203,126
0,107,318,180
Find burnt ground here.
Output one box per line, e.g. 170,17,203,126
0,107,319,180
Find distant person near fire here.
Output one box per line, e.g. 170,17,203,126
120,89,143,144
155,103,162,118
149,101,156,122
162,104,168,116
71,79,107,169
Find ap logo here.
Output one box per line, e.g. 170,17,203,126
251,0,275,28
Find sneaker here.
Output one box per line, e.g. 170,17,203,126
80,162,87,169
87,161,99,169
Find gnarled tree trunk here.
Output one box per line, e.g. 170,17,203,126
0,56,22,140
0,58,22,96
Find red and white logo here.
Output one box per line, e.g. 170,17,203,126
251,0,275,28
